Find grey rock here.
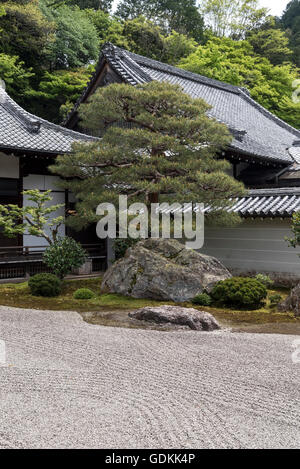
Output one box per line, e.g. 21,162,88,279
278,283,300,317
129,305,220,331
102,238,231,302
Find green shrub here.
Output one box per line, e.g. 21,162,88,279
43,236,87,279
269,294,282,308
255,273,273,288
211,277,267,309
192,293,212,306
28,273,62,297
73,288,94,300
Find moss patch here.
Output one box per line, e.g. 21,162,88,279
0,279,298,334
0,278,173,313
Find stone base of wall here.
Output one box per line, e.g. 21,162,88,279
229,268,300,288
72,259,93,276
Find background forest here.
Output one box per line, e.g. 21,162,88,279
0,0,299,128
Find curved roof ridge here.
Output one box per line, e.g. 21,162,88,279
122,47,244,95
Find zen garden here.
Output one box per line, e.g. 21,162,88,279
0,0,299,451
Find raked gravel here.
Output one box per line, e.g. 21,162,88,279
0,305,299,449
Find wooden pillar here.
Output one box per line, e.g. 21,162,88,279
18,156,23,248
106,238,115,269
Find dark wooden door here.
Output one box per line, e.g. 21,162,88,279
0,178,20,247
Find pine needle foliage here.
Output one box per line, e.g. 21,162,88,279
52,81,245,229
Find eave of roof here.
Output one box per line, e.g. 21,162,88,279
0,88,98,155
227,188,300,218
158,187,300,218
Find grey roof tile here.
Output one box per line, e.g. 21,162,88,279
158,188,300,217
225,188,300,217
0,88,97,154
73,43,300,165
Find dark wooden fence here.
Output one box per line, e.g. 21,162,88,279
0,244,107,280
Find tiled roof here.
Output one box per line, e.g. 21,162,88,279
158,188,300,218
67,43,300,165
226,188,300,217
0,87,97,154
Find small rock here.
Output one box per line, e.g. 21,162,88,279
129,305,220,331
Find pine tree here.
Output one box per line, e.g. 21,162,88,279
52,81,245,229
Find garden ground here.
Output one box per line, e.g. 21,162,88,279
0,277,299,335
0,304,299,448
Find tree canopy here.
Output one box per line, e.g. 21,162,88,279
200,0,267,39
281,0,300,67
0,0,298,128
116,0,204,41
40,1,99,70
51,81,245,229
179,37,300,128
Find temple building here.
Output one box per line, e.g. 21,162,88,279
1,42,300,281
65,43,300,282
0,87,106,279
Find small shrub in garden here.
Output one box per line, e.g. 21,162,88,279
28,273,61,297
269,294,282,308
73,288,94,300
43,236,87,279
192,293,212,306
211,277,267,309
255,273,273,288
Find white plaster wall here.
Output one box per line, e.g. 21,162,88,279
0,153,19,178
23,175,65,249
199,219,300,276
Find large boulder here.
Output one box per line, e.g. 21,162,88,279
102,238,231,302
278,283,300,317
129,305,220,331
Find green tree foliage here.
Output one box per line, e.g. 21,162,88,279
281,0,300,67
0,54,34,103
51,82,245,229
163,31,197,64
85,8,129,48
116,0,204,41
28,66,94,122
0,0,298,131
43,236,87,279
200,0,267,38
116,0,164,21
86,12,197,62
0,190,64,245
160,0,204,41
287,212,300,250
123,16,165,59
247,17,293,65
179,37,300,128
0,0,54,68
59,0,113,11
40,1,99,69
